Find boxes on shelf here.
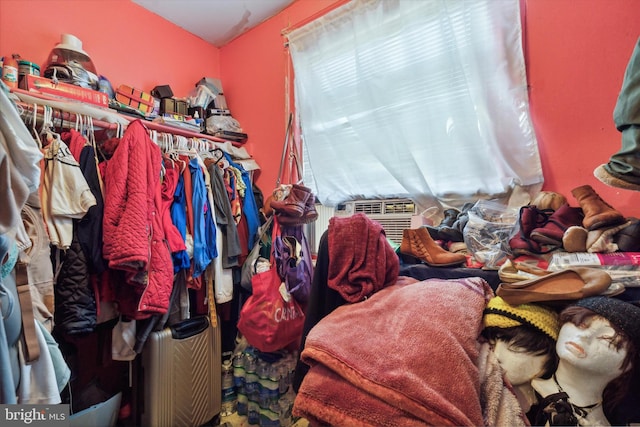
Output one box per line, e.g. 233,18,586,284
160,98,188,116
19,74,109,108
115,84,156,115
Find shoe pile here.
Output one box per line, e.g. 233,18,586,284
509,185,627,256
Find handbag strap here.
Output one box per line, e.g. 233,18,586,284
15,258,40,363
270,217,282,263
247,216,274,264
276,113,303,186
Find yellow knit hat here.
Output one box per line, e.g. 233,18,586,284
483,296,560,340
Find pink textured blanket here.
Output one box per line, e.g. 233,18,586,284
327,213,399,302
294,276,494,426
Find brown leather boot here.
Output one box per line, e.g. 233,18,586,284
571,185,625,230
302,193,319,223
508,205,553,256
399,228,467,267
278,194,319,226
529,204,585,246
270,184,312,218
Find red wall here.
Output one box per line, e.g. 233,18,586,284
2,0,640,217
524,0,640,218
0,0,220,98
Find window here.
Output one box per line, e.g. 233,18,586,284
286,0,543,210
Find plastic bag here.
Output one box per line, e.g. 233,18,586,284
186,84,216,108
463,200,519,268
206,115,243,134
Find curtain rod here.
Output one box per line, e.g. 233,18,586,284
12,89,236,146
281,0,351,38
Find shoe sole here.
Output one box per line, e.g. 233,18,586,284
398,251,466,268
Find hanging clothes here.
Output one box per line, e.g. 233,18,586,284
160,160,187,256
189,156,217,281
0,90,42,236
206,159,242,268
169,161,191,272
224,152,261,250
102,120,174,319
62,129,106,274
40,135,96,250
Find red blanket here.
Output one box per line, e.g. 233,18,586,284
327,213,399,302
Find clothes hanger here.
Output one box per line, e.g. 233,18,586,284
149,129,158,147
31,103,43,149
160,133,177,169
85,115,97,147
208,147,225,164
40,105,59,147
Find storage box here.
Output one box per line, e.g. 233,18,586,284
20,74,109,108
160,98,188,116
115,84,156,115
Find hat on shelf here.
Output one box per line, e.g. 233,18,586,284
46,33,97,74
55,34,91,60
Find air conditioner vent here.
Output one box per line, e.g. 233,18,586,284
353,201,383,215
383,200,415,215
331,198,417,246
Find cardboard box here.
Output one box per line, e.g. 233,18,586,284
20,74,109,108
115,85,156,115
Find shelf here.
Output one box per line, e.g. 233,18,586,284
11,88,244,147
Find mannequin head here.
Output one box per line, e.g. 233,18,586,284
560,297,640,412
483,296,560,385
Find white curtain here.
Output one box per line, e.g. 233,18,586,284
286,0,543,210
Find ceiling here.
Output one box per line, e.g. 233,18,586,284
132,0,296,48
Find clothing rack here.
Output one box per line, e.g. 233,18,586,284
11,88,238,148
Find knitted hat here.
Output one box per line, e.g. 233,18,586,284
573,296,640,349
484,296,560,340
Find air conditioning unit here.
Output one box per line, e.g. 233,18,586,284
306,198,418,255
333,198,417,246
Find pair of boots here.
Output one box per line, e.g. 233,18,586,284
508,205,555,256
269,184,319,226
509,185,624,255
425,202,474,242
399,227,467,267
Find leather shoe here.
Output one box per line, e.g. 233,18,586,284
495,267,612,305
615,218,640,252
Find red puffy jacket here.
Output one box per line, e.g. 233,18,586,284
102,120,173,318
